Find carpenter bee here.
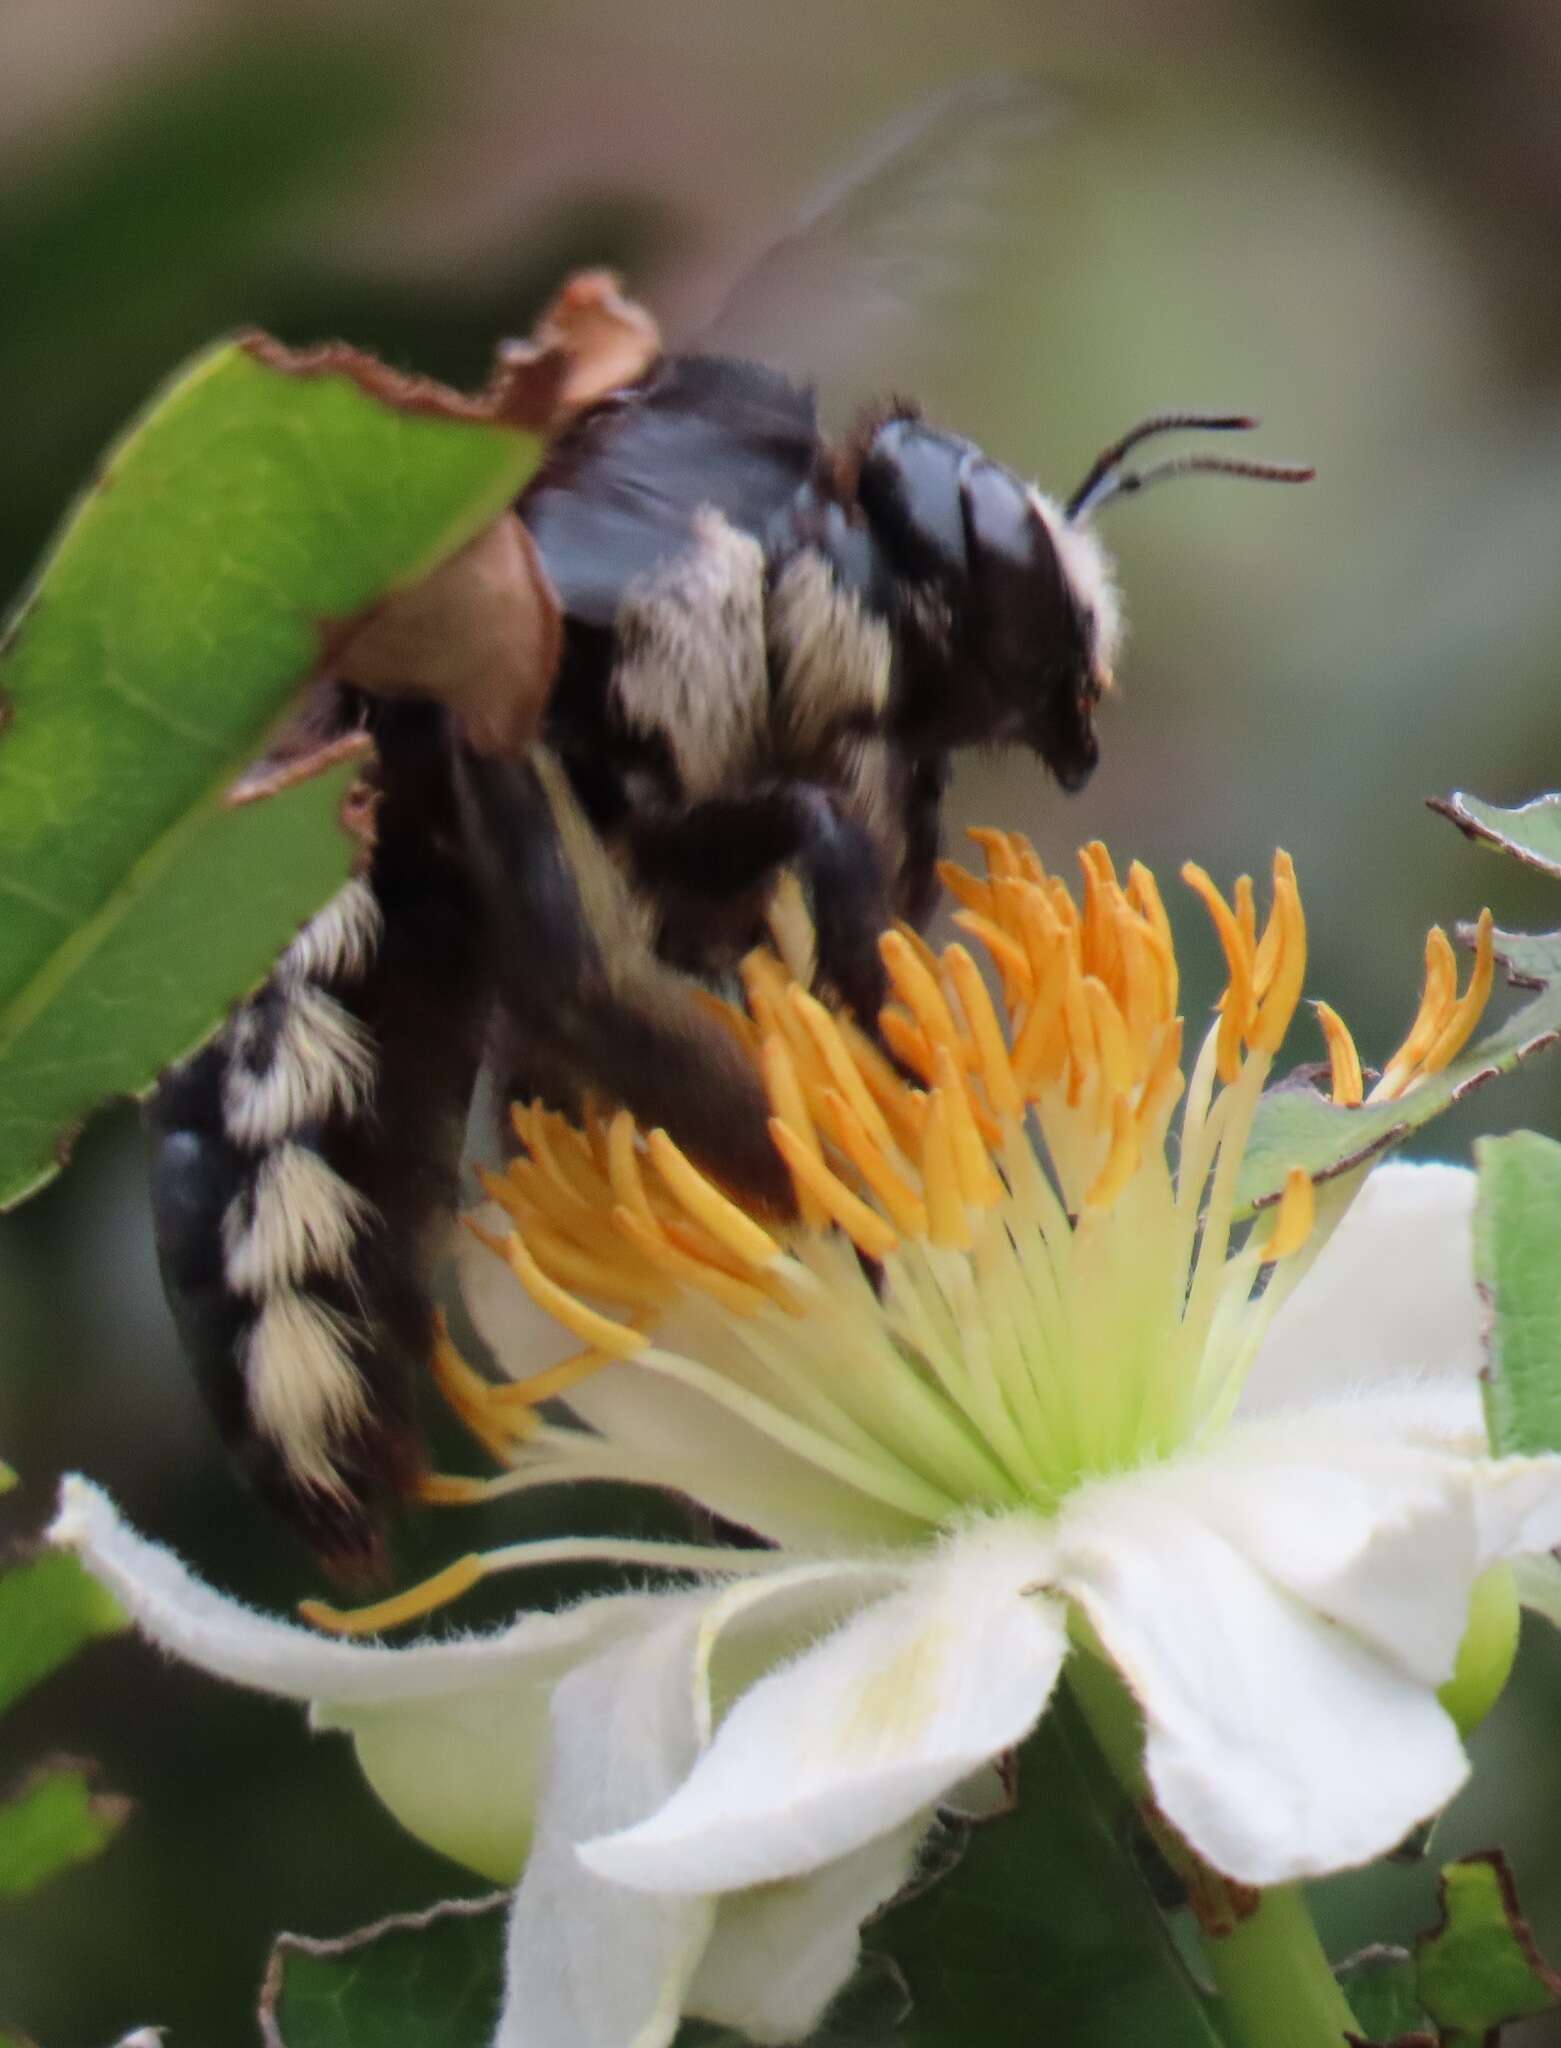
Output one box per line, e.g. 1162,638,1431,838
147,89,1313,1572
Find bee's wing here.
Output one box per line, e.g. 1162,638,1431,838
693,76,1059,412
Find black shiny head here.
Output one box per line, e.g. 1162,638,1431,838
855,416,1118,790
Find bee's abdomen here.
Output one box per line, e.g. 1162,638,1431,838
147,709,489,1576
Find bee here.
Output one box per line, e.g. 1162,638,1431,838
147,90,1312,1573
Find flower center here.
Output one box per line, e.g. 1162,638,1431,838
303,833,1495,1635
458,835,1496,1498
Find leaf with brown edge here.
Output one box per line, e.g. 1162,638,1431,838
0,332,543,1209
258,1892,508,2048
1430,792,1561,882
1415,1851,1561,2042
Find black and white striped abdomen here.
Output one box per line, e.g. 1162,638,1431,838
147,705,492,1574
147,879,410,1568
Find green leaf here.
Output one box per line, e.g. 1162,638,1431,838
1473,1131,1561,1455
1336,1947,1433,2046
874,1697,1228,2048
258,1893,508,2048
0,1763,129,1901
1414,1852,1561,2042
1430,792,1561,882
0,1550,125,1716
0,338,539,1208
1238,928,1561,1213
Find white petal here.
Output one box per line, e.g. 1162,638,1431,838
1054,1468,1468,1884
1470,1456,1561,1564
52,1475,672,1703
689,1816,925,2044
461,1225,923,1551
582,1517,1065,1894
497,1604,717,2048
1189,1410,1481,1682
1241,1162,1483,1417
496,1559,892,2048
51,1475,700,1883
561,1353,927,1551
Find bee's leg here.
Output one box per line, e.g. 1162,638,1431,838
453,745,794,1214
147,706,490,1577
625,783,894,1028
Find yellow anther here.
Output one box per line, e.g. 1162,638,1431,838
1009,982,1064,1093
1006,873,1064,975
1060,959,1098,1104
1083,976,1136,1095
1109,898,1163,1042
612,1206,774,1316
967,826,1021,880
818,1088,930,1238
1084,1094,1141,1211
521,1212,669,1315
504,1230,646,1360
937,859,997,920
1083,839,1120,888
952,910,1035,1010
893,918,946,984
920,1088,972,1250
880,1007,939,1085
1136,1017,1187,1140
1417,909,1495,1079
1313,1002,1364,1108
758,1033,828,1228
788,986,897,1154
430,1312,530,1458
1182,863,1256,1062
1234,874,1258,965
1377,926,1460,1100
527,1104,612,1212
1250,855,1307,1055
944,944,1024,1120
1258,1167,1315,1263
647,1128,781,1272
1078,851,1121,987
477,1161,524,1221
932,1045,1004,1207
607,1109,656,1223
839,1016,929,1150
301,1554,486,1637
880,929,965,1063
1128,861,1179,1012
1013,837,1048,886
766,1118,899,1260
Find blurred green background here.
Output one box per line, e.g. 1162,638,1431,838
4,0,1561,2039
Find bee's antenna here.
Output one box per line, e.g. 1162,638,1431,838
1076,450,1316,517
1066,413,1312,520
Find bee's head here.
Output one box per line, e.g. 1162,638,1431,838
855,412,1309,788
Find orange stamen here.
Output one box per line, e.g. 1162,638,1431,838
302,1555,486,1637
1313,1002,1364,1108
1259,1167,1315,1262
767,1119,899,1260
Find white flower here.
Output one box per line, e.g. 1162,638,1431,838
51,837,1561,2048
